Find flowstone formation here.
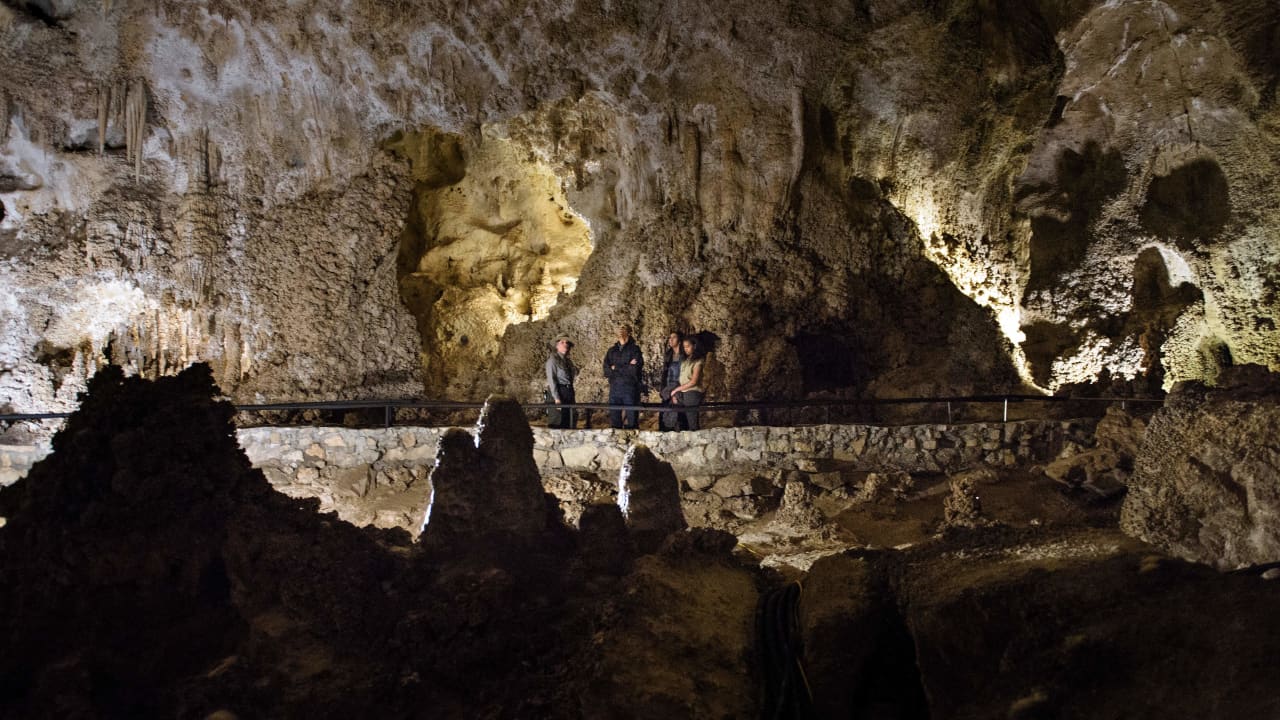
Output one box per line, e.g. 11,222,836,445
392,129,594,396
3,1,1277,421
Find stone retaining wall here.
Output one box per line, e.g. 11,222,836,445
3,420,1094,530
3,418,1089,490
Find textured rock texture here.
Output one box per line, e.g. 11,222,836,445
616,443,687,553
1121,368,1280,569
9,362,1280,718
422,395,552,545
801,531,1280,719
898,529,1280,719
0,363,766,718
1044,404,1146,496
3,1,1277,419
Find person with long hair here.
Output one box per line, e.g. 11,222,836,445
659,330,687,431
671,336,705,431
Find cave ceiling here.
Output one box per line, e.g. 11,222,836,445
1,0,1277,413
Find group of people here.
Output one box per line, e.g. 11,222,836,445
544,324,706,431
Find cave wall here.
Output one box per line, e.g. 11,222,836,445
1,0,1277,416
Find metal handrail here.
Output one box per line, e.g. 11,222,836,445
1,393,1164,426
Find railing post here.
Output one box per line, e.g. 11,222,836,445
946,401,952,424
385,405,392,429
1003,398,1008,423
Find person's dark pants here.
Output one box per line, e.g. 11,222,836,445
609,383,640,429
551,384,576,428
660,383,688,431
679,390,704,431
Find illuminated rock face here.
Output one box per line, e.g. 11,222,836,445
392,128,593,396
0,0,1277,414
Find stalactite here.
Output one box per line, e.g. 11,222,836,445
185,257,209,300
125,79,147,181
180,309,191,370
206,132,221,187
786,86,804,201
1,89,11,144
96,82,109,156
155,308,165,376
240,336,252,381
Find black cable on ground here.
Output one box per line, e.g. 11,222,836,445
756,581,816,720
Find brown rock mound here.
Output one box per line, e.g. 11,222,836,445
1121,366,1280,569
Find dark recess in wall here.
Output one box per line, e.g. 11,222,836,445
791,332,866,394
1021,141,1127,288
1139,159,1231,245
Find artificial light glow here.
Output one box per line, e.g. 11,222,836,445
617,463,633,519
903,193,941,244
399,130,594,367
891,193,1045,391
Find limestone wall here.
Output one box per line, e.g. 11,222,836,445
0,442,51,487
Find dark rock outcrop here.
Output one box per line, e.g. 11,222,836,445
801,528,1280,719
422,395,560,548
0,366,767,718
617,444,688,554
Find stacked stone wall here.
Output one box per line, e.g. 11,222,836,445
3,418,1090,491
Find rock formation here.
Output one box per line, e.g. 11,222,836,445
421,395,556,546
1121,366,1280,569
1044,404,1146,497
0,366,770,717
802,530,1280,719
616,443,687,553
1,1,1276,420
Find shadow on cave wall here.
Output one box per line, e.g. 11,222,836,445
784,213,1025,402
1220,0,1280,109
1018,141,1128,290
1139,158,1231,246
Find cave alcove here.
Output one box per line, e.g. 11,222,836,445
1022,141,1128,289
1139,158,1231,246
791,331,868,395
389,127,593,397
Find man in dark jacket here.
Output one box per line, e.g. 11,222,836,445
603,324,643,429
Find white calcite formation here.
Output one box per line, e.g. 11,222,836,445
0,0,1277,422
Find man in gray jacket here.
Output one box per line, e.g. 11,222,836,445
545,335,577,428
